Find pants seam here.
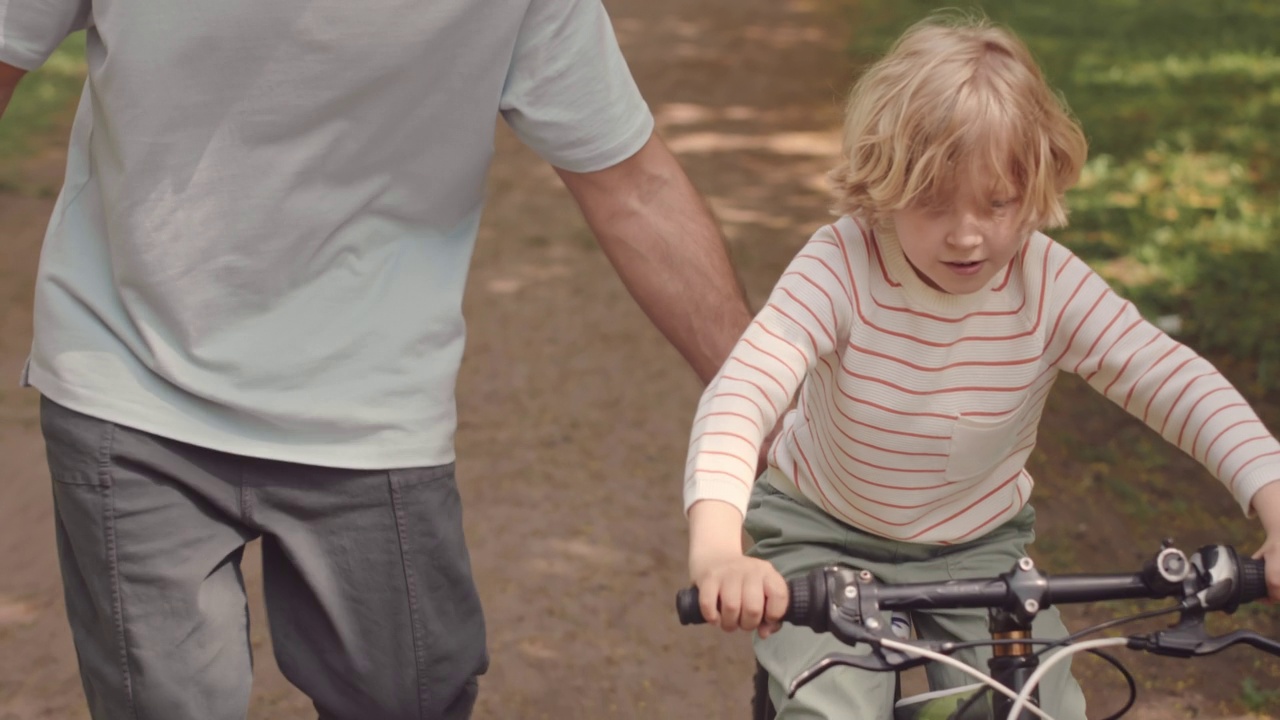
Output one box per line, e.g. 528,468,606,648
95,422,140,720
238,465,255,523
388,471,430,720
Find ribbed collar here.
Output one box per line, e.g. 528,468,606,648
870,221,1012,316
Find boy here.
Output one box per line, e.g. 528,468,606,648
683,14,1280,719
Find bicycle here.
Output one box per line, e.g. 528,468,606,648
676,540,1276,719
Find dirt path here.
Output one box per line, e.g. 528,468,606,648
0,0,1273,718
0,1,846,717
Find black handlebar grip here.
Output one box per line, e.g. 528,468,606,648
677,569,831,628
784,575,814,626
783,570,830,631
676,586,706,625
1239,558,1268,605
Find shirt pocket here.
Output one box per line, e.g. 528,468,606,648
944,396,1033,484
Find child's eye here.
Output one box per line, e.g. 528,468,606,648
991,197,1020,211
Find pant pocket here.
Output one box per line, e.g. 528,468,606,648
41,396,117,488
388,465,488,718
42,399,137,719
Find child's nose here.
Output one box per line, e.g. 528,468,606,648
947,214,984,248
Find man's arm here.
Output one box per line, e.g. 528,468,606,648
0,62,26,119
555,132,753,384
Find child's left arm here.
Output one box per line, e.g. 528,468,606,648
1047,250,1280,599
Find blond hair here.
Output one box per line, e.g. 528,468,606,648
829,14,1087,229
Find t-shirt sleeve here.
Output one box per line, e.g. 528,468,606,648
0,0,91,71
499,0,654,173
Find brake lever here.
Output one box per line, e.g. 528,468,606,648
1131,616,1280,658
1190,630,1280,657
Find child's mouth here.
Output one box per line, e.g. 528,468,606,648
945,260,984,276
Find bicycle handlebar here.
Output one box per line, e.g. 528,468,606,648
677,543,1273,716
676,543,1268,631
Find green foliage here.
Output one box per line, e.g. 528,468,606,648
0,33,86,190
830,0,1280,390
1240,676,1280,713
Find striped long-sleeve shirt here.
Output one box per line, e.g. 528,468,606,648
684,215,1280,545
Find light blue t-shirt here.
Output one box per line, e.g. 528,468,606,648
1,0,654,467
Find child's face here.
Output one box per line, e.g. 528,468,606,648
891,176,1027,295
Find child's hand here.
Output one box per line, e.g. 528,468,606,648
1251,536,1280,603
1249,480,1280,602
690,548,789,637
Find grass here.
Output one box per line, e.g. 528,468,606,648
831,0,1280,392
1241,676,1280,713
0,33,86,193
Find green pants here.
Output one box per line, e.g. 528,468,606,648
745,472,1086,720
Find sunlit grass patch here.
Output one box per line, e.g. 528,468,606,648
1076,51,1280,86
1064,140,1279,389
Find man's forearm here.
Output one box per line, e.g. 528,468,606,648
557,133,753,383
0,62,26,119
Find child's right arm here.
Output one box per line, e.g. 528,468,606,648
688,499,789,636
683,225,855,632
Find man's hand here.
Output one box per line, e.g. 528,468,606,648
555,132,752,384
0,62,27,119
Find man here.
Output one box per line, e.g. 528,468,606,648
0,1,752,718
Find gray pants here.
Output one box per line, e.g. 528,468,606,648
41,397,488,720
746,472,1087,719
